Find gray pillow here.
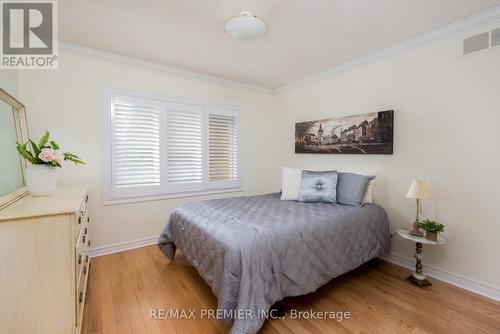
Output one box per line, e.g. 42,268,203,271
337,172,374,206
299,170,338,203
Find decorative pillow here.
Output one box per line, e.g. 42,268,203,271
337,172,374,206
280,167,302,201
299,170,338,203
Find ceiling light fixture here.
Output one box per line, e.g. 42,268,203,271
224,11,268,41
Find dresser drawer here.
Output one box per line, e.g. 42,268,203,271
76,216,89,252
77,253,89,292
75,215,89,285
75,244,85,285
75,194,90,334
74,195,88,241
76,254,89,331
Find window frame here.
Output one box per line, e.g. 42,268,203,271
103,89,242,205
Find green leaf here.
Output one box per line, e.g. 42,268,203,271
66,157,85,165
64,152,85,165
16,141,36,164
24,143,38,163
50,141,60,150
419,219,444,233
29,139,41,158
15,142,27,161
38,131,50,148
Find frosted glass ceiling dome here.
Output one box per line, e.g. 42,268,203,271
224,11,268,41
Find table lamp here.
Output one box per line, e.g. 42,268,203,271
406,180,432,236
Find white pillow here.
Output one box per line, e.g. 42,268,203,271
363,178,375,204
280,167,302,201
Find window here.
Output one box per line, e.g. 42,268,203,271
105,91,240,203
208,111,239,188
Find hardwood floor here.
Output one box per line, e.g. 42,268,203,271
81,245,500,334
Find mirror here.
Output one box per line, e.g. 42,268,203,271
0,88,29,210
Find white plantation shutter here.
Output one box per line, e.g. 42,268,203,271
208,109,240,189
106,92,241,202
165,102,205,193
110,96,162,198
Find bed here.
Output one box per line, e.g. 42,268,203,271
158,193,391,334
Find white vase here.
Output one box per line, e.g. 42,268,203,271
25,165,59,196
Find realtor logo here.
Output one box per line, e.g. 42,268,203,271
1,0,58,69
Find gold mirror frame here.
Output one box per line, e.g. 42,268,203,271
0,88,29,210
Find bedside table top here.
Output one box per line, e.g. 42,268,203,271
397,228,446,245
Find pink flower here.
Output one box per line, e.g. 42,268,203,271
38,148,55,162
53,150,64,165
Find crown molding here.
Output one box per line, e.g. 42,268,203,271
273,5,500,93
59,5,500,96
59,41,274,95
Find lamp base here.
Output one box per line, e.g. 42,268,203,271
410,198,424,236
407,274,431,287
409,229,424,237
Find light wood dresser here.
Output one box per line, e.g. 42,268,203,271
0,187,91,334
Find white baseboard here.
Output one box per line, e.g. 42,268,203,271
380,253,500,302
89,239,500,302
89,236,158,258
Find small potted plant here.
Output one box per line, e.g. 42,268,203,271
16,131,84,196
418,219,444,242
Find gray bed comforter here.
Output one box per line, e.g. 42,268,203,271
158,193,391,334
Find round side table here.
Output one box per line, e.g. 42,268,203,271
396,229,445,287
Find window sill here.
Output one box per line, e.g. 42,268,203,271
102,187,244,206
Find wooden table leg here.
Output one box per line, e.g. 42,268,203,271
407,242,432,287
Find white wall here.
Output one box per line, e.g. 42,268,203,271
0,70,18,97
274,21,500,288
17,49,278,248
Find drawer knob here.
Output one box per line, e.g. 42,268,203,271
78,254,82,265
82,235,86,243
87,217,90,223
84,227,88,235
85,255,89,263
78,216,82,224
87,240,91,247
85,195,89,203
83,266,87,275
79,292,83,303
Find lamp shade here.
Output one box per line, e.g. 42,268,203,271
406,180,432,199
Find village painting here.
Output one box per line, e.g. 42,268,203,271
295,110,394,154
